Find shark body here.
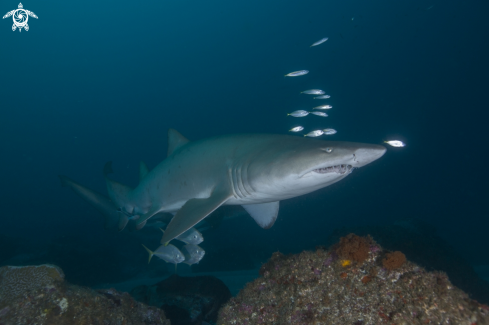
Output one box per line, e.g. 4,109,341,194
62,129,386,243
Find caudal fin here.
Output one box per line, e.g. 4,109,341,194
103,161,134,212
58,175,128,231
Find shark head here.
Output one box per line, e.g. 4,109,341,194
244,138,386,201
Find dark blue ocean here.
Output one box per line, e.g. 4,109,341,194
1,0,489,308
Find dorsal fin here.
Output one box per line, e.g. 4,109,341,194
139,161,149,182
167,129,189,156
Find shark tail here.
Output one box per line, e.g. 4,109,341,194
141,244,154,264
58,175,129,231
103,161,136,214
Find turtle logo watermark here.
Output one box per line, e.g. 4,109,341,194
3,3,37,32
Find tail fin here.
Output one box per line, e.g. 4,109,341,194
58,175,128,231
141,244,154,264
103,161,134,212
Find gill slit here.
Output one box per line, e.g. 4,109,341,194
231,167,242,199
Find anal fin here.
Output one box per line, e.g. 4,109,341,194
135,206,162,227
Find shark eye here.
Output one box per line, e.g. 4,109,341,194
325,147,333,153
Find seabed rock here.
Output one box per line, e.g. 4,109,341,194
218,234,489,325
327,218,489,303
0,264,170,325
131,274,231,325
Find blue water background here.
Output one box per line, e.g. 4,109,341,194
1,0,488,282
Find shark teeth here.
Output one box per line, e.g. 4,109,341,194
313,164,353,175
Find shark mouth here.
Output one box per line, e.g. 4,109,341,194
313,164,353,175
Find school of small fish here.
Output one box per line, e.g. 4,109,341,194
160,227,203,245
314,95,331,99
289,126,304,132
311,37,328,47
288,110,309,117
140,226,206,268
181,244,205,265
323,128,337,135
285,37,336,137
384,140,406,147
285,70,309,77
142,244,185,265
311,111,328,117
304,130,324,137
284,37,405,147
301,89,325,95
313,105,332,110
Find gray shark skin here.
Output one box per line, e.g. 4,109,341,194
100,129,386,244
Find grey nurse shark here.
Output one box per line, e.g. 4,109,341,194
60,129,386,244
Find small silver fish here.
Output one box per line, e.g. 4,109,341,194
182,244,205,265
384,140,405,147
311,37,328,47
323,128,337,135
159,227,203,245
314,95,331,99
142,244,185,264
311,111,328,117
169,227,203,245
288,110,309,117
304,130,324,137
301,89,325,95
285,70,309,77
313,105,333,110
289,126,304,132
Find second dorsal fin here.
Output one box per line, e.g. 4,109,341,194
139,161,149,182
167,129,190,156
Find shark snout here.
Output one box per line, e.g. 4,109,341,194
353,145,386,167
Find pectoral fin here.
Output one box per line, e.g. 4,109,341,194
242,201,280,229
161,188,233,244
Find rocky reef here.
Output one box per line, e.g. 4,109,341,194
0,264,170,325
326,218,489,303
131,274,232,325
218,234,489,325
